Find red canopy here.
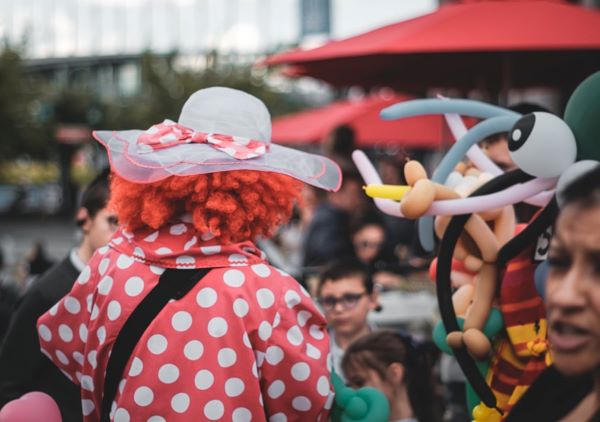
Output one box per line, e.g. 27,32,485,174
272,94,456,149
264,1,600,91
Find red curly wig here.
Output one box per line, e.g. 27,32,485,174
109,171,303,244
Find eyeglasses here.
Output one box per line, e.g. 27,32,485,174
354,240,384,250
318,292,367,311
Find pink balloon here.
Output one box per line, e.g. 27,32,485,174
0,392,62,422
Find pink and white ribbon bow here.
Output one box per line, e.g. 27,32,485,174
136,119,267,160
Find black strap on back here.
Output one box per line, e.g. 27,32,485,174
100,267,211,422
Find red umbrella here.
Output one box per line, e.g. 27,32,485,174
272,94,459,149
264,1,600,93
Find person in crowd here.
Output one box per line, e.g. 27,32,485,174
507,166,600,421
22,241,55,289
0,169,116,422
351,212,404,291
303,165,369,272
317,258,380,382
35,87,337,421
342,330,438,422
322,124,357,165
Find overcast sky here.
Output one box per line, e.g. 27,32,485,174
0,0,437,58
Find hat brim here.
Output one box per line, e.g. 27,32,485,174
93,130,342,192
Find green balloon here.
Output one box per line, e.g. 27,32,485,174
564,71,600,162
330,370,390,422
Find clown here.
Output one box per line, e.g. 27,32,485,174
35,87,341,421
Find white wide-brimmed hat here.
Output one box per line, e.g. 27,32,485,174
93,87,342,191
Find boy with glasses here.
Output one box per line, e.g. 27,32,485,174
317,258,380,382
0,169,118,422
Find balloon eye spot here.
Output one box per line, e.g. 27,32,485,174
512,129,522,141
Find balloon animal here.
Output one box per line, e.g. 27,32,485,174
355,71,600,419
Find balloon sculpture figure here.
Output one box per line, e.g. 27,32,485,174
355,71,600,421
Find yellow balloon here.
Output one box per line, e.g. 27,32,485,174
363,184,412,200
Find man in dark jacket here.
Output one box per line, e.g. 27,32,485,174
0,169,117,422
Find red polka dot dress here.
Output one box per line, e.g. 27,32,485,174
37,221,334,421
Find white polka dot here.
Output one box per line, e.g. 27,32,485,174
256,288,275,309
292,396,312,412
251,263,271,277
227,300,246,321
208,317,228,337
97,246,109,255
184,236,197,250
306,343,322,359
317,376,330,396
297,310,312,327
232,407,252,422
119,379,126,394
144,231,159,242
117,254,134,269
90,305,99,321
82,399,95,416
150,265,165,275
309,324,325,340
225,378,245,397
255,351,265,368
79,324,88,342
196,287,218,308
86,294,93,312
38,324,52,342
217,348,237,367
269,413,287,422
242,332,251,348
75,371,82,383
268,380,285,399
64,297,81,314
56,350,69,365
195,369,214,390
201,231,215,241
171,311,192,332
48,302,59,316
107,301,122,320
251,361,258,378
291,362,310,381
265,346,284,366
87,351,97,369
201,245,221,255
133,247,145,259
134,386,154,406
204,400,224,420
258,321,272,341
170,223,187,235
147,334,168,354
273,312,281,328
158,363,179,384
147,417,166,422
155,247,173,255
171,393,190,413
78,266,91,284
57,324,73,342
175,255,195,267
97,276,113,295
327,353,332,372
223,269,245,287
287,326,304,346
97,326,106,344
129,357,143,376
73,351,84,365
81,375,94,392
122,229,134,240
125,277,144,296
228,253,248,264
184,340,204,360
285,290,301,308
98,258,110,276
114,408,130,422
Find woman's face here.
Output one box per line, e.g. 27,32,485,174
353,224,385,264
546,203,600,377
